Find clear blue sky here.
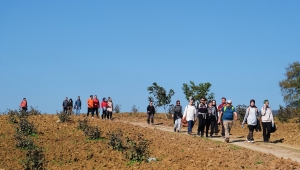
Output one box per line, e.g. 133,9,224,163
0,1,299,113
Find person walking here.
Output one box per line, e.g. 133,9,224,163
20,98,28,112
87,95,94,118
183,99,197,135
261,100,275,143
197,98,208,137
146,101,155,124
74,96,81,116
218,100,238,143
67,98,73,115
207,100,218,137
101,98,108,119
212,100,219,135
107,97,114,120
172,100,183,132
62,97,68,113
217,97,227,138
242,99,259,143
93,95,100,118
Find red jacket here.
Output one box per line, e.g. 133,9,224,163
93,99,100,108
218,103,226,111
101,101,108,108
20,100,27,107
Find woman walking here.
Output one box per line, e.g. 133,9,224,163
101,98,108,119
107,97,114,120
172,100,182,132
212,100,219,135
261,100,275,143
242,99,259,143
183,99,197,135
207,101,218,137
67,98,73,115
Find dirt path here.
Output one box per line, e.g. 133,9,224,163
117,120,300,163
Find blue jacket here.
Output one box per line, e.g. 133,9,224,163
222,106,236,121
74,100,82,109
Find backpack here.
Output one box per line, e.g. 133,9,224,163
223,106,234,112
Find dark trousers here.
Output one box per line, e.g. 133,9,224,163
262,122,272,142
188,120,194,133
197,114,207,136
93,108,99,118
87,108,94,117
102,109,107,119
147,113,154,124
22,107,27,112
247,125,256,140
207,115,217,136
107,111,112,119
63,107,68,113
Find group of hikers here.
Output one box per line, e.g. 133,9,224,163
147,97,275,143
61,95,114,120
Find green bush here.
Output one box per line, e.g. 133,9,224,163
14,133,35,150
77,118,89,131
17,119,37,136
28,106,42,116
124,134,150,162
276,105,299,123
84,126,101,140
57,111,70,123
7,109,18,123
108,129,126,151
22,147,45,170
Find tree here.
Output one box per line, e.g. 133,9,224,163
147,82,175,113
182,81,214,105
279,62,300,108
235,104,247,123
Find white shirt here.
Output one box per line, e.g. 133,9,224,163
183,105,196,121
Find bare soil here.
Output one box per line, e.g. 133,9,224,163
0,113,300,169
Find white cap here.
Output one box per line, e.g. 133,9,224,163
227,100,232,104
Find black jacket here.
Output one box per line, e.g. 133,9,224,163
147,105,155,114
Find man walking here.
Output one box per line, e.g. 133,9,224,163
217,97,227,137
147,102,155,125
62,97,68,113
87,95,94,118
20,98,28,112
74,96,81,116
218,100,238,143
197,98,208,137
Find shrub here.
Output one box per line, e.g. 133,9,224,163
166,104,174,119
235,104,247,122
77,118,89,131
17,119,36,136
14,133,35,150
28,106,42,116
108,129,126,151
57,111,70,123
131,105,139,115
114,104,121,113
124,134,150,162
7,109,18,123
84,126,101,140
22,147,45,170
276,105,299,123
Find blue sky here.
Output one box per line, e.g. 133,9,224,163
0,1,299,113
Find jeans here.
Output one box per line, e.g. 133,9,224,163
262,122,272,142
174,118,182,131
223,120,233,138
87,108,93,117
147,113,154,124
107,111,112,120
93,108,99,118
207,115,217,136
197,114,207,136
75,108,80,116
102,109,107,119
188,120,194,133
247,125,256,141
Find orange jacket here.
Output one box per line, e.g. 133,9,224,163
20,100,27,107
87,98,94,108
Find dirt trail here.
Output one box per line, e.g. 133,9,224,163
117,120,300,163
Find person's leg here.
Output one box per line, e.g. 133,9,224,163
147,113,150,124
205,116,210,137
91,108,95,118
101,109,104,119
210,117,216,137
197,114,201,135
150,114,154,124
177,118,182,132
110,111,113,120
96,108,99,118
174,118,178,131
221,121,225,137
188,120,193,134
266,122,272,142
262,122,267,142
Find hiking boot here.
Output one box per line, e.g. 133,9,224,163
246,138,251,143
225,138,229,143
177,130,180,133
174,128,176,132
251,140,255,143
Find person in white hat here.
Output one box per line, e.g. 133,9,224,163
218,100,238,143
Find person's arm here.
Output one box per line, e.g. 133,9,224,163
261,105,267,116
147,106,150,113
270,108,274,125
182,106,187,118
218,108,223,123
242,107,249,124
194,107,197,121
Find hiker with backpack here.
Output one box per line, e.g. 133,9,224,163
74,96,81,116
207,100,218,137
107,97,114,120
218,100,238,143
20,98,28,112
197,98,208,137
101,98,108,119
147,101,155,124
217,97,227,138
242,99,259,143
261,100,275,143
172,100,183,132
183,99,197,135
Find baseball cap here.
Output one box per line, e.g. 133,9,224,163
227,100,232,104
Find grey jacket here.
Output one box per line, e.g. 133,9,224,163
172,105,182,119
62,100,68,107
